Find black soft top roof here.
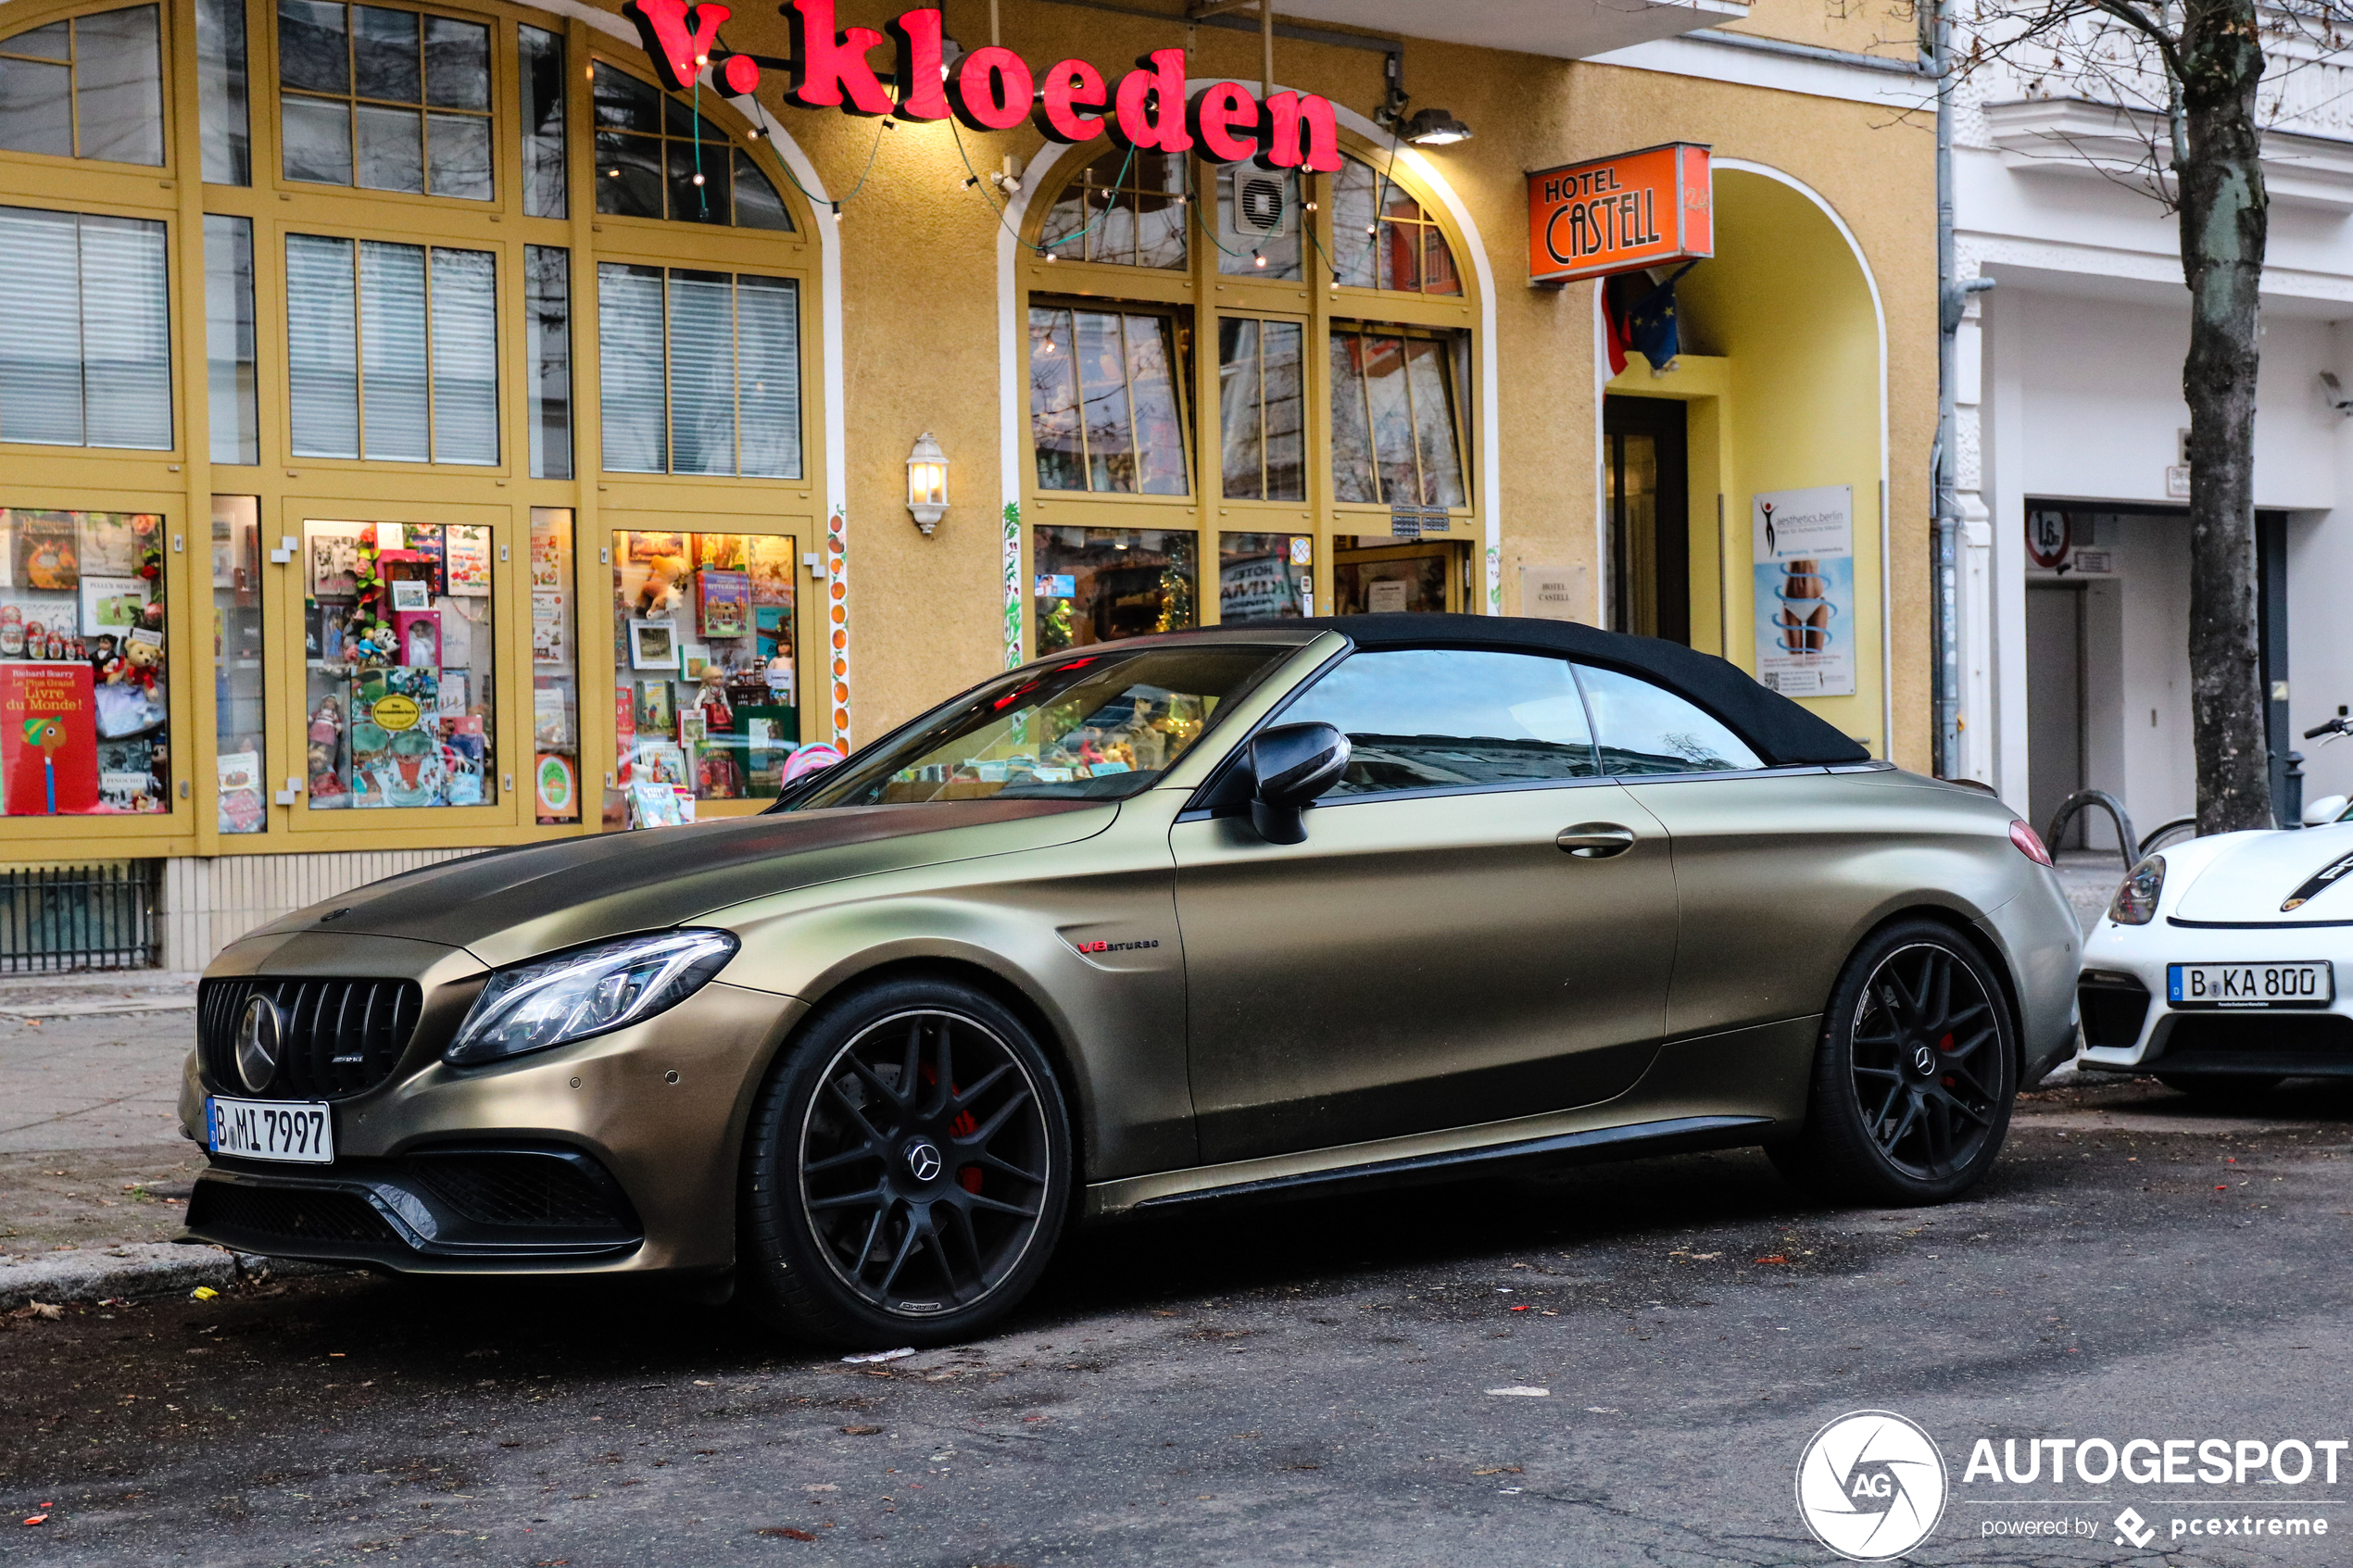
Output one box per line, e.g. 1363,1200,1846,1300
1265,614,1871,768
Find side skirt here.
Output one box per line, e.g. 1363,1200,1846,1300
1085,1113,1772,1220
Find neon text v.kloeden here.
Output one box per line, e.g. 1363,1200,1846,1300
625,0,1344,172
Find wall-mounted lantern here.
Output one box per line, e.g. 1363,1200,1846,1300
906,432,950,534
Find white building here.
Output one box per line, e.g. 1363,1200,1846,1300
1949,24,2353,851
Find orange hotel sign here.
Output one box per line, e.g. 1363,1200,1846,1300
1527,143,1714,286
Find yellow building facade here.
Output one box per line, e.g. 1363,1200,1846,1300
0,0,1934,965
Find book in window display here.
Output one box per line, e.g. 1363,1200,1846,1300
747,536,796,607
15,514,80,593
693,534,747,571
697,569,749,639
446,527,492,596
0,664,100,816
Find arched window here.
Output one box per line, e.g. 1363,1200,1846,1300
1021,132,1479,647
1330,155,1460,296
0,4,163,165
592,63,793,231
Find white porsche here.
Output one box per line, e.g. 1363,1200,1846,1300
2078,809,2353,1098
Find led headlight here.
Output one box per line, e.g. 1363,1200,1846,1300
2108,854,2166,925
445,929,738,1066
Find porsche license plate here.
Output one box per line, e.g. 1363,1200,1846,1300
206,1097,334,1163
2168,961,2334,1009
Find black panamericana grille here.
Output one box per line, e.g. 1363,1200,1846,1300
198,977,424,1099
185,1181,402,1247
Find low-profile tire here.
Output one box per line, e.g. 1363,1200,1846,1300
2156,1073,2284,1103
1768,920,2019,1206
738,975,1073,1348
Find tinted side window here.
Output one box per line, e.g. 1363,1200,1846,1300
1576,665,1763,775
1281,648,1597,796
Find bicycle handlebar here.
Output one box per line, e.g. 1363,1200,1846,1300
2305,718,2347,740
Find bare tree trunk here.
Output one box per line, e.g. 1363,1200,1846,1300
2176,0,2271,834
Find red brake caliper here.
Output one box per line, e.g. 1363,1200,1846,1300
920,1062,986,1193
1939,1030,1957,1089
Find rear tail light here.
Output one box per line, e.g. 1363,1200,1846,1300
2009,820,2053,866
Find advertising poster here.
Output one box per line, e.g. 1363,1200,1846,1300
1751,484,1855,697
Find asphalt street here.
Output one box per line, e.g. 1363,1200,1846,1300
8,1077,2353,1567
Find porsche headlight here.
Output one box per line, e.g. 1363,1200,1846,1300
445,930,738,1066
2108,855,2166,926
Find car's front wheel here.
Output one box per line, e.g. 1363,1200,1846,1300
739,976,1072,1348
1769,920,2019,1205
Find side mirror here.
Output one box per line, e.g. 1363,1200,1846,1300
1247,722,1351,845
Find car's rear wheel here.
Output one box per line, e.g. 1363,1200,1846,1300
739,976,1072,1348
2156,1073,2284,1102
1769,921,2018,1205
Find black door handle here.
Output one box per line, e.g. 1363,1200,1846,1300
1556,823,1636,859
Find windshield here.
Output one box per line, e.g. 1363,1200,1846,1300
786,646,1290,809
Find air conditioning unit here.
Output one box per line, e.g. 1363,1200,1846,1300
1221,168,1291,249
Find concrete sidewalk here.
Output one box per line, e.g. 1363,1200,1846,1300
0,971,233,1309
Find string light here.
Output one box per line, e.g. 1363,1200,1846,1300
1043,250,1058,262
1252,251,1266,268
692,172,706,185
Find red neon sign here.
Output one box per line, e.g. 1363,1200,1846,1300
624,0,1342,172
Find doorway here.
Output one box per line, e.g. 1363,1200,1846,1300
2026,582,2085,847
1604,395,1690,644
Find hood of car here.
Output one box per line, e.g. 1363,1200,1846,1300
234,798,1119,968
2172,823,2353,923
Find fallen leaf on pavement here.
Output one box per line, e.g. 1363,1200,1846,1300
840,1425,883,1436
1754,1256,1789,1265
1472,1466,1523,1476
190,1286,220,1300
755,1527,817,1540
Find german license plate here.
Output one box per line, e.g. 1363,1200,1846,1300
2167,961,2334,1009
206,1097,334,1163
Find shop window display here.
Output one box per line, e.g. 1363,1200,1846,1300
301,519,495,809
1333,547,1449,615
0,508,170,816
1033,527,1194,655
1216,532,1311,623
611,530,798,811
212,496,265,832
529,508,579,823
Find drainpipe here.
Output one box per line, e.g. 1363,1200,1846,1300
1931,0,1993,779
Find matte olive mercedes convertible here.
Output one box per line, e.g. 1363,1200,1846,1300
180,614,2080,1346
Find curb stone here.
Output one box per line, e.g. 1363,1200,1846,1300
0,1241,348,1311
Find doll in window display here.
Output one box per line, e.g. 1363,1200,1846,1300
308,697,349,807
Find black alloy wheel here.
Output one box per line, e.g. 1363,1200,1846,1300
741,977,1071,1347
1770,921,2018,1205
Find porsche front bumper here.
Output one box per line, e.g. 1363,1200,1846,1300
2077,918,2353,1078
